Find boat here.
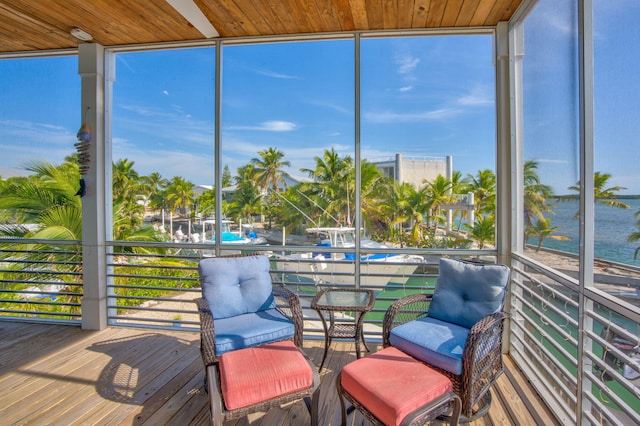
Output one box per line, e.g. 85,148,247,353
271,227,422,288
185,219,268,257
194,219,267,245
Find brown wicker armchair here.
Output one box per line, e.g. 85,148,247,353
194,284,304,367
194,254,319,425
382,258,511,421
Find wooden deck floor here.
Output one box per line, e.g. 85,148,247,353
0,322,559,425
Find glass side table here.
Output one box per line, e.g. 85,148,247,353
311,288,375,371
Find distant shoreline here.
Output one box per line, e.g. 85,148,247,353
524,246,640,303
552,195,640,199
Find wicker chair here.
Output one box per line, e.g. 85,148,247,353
382,258,511,421
194,254,319,425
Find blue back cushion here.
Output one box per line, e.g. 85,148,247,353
199,255,275,319
428,258,510,329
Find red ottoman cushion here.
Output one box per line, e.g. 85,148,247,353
341,346,453,426
219,340,313,410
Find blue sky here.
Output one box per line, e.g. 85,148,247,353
1,0,639,195
107,35,497,189
523,0,640,195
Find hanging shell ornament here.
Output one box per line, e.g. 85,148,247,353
75,122,91,176
76,122,91,143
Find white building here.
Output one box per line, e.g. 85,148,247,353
371,153,452,188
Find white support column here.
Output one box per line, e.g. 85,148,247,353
467,192,475,228
495,22,513,267
446,155,453,232
577,1,595,422
506,11,528,385
496,21,515,357
104,50,116,324
78,43,107,330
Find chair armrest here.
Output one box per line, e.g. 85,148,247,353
382,293,432,347
272,285,304,348
461,311,510,410
195,297,218,366
464,311,510,361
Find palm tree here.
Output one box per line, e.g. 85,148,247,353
464,169,496,216
0,159,166,313
113,159,140,200
449,170,469,231
465,215,495,249
228,177,263,224
141,171,168,215
526,217,560,252
301,147,347,183
196,187,216,219
384,181,428,246
165,176,195,216
112,159,145,233
568,171,630,219
523,160,554,240
423,174,453,232
0,160,82,240
300,148,354,226
222,165,233,188
359,160,385,231
251,147,291,192
628,211,640,261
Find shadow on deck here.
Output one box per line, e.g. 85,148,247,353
0,322,558,425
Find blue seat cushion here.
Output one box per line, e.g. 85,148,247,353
199,255,275,319
428,258,510,329
214,308,295,356
389,316,469,375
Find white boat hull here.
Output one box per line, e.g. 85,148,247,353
273,254,421,288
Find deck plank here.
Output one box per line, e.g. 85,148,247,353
488,375,520,425
0,322,556,426
501,356,560,426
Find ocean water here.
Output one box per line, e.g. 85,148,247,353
532,199,640,267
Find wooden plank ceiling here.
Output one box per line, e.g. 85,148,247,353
0,0,523,54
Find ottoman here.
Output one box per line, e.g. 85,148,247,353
209,340,320,425
337,346,461,426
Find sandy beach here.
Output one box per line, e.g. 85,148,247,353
524,246,640,303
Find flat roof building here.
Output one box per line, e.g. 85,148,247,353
371,153,452,188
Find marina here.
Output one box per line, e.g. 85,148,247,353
270,227,423,288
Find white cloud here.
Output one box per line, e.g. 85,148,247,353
399,86,413,92
456,85,493,106
261,121,297,131
532,158,570,164
306,99,352,115
0,119,76,169
162,90,169,96
395,54,420,74
457,93,492,106
113,144,215,184
227,120,297,132
363,108,461,123
256,69,300,79
119,103,170,118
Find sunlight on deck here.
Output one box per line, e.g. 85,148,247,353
0,322,558,425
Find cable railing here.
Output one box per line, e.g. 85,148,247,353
0,238,83,324
510,253,640,426
106,242,202,330
104,241,497,339
6,234,640,424
1,237,500,340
